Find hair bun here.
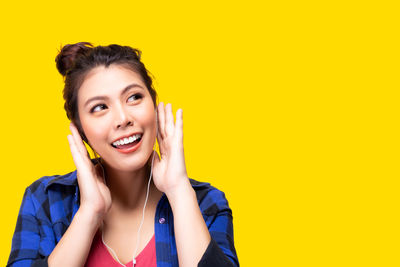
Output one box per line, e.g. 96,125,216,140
55,42,93,76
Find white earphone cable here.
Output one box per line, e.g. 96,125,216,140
97,113,158,266
98,150,155,266
132,150,155,265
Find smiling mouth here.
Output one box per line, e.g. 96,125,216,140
111,133,143,149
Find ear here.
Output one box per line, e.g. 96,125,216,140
73,119,89,144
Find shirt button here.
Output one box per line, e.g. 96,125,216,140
159,217,166,224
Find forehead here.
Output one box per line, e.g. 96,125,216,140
78,64,146,98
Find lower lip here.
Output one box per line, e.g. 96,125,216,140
113,137,143,154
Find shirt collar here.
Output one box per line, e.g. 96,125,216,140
189,178,211,188
45,169,78,192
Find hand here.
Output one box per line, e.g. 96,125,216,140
152,103,189,195
67,123,112,221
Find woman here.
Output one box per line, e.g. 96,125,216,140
7,42,239,267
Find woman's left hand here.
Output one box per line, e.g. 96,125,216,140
152,102,189,195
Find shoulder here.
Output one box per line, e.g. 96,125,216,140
25,170,78,196
22,175,57,204
189,178,232,216
25,159,97,198
21,170,78,219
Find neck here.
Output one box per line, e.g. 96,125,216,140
102,159,154,210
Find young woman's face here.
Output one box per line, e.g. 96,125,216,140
77,64,156,172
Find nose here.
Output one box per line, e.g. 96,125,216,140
114,104,133,129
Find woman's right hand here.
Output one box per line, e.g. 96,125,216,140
67,123,112,223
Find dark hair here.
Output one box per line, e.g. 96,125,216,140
55,42,157,143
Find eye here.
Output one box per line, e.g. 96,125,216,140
127,93,143,103
90,104,107,113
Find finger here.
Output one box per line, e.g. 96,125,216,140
175,108,183,140
157,129,166,157
151,151,161,181
67,135,97,190
157,102,166,139
165,103,174,136
69,122,89,158
67,134,91,173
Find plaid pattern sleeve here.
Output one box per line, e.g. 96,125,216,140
191,179,239,267
7,179,53,267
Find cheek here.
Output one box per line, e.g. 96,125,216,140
134,103,156,127
80,118,110,147
135,107,157,140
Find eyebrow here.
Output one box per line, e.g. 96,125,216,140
84,83,144,107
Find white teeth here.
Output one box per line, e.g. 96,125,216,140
112,134,142,147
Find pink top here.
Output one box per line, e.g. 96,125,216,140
85,230,157,267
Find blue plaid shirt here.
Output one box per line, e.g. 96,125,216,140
7,169,239,267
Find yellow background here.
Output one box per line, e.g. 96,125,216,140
1,1,399,266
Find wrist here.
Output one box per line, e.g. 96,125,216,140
165,177,194,204
77,205,105,228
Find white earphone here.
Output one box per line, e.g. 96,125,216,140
99,109,158,266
